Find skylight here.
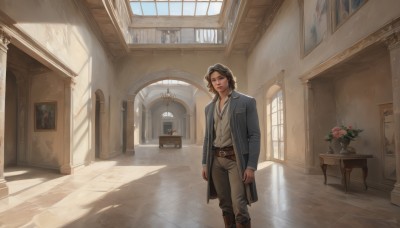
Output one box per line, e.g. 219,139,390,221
130,0,224,16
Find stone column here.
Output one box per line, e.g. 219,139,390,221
15,71,29,164
126,94,135,154
303,80,316,174
190,111,195,144
60,77,75,174
386,32,400,206
0,28,11,198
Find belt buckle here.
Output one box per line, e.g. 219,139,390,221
219,150,227,157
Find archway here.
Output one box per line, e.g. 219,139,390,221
126,70,212,148
95,89,106,159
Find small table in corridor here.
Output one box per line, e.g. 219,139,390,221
319,154,373,192
159,135,182,148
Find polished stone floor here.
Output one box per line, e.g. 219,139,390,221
0,145,399,227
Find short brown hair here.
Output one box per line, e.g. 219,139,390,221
204,63,236,94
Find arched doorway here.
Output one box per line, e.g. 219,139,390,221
95,90,105,158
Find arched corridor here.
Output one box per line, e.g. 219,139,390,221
0,145,399,227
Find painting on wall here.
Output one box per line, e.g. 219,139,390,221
303,0,328,55
35,102,57,131
334,0,368,29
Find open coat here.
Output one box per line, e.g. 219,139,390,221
202,90,261,204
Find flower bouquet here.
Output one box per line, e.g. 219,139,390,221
325,125,363,154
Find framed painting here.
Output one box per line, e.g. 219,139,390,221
333,0,368,30
302,0,328,56
34,102,57,131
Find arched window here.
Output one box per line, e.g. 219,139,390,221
271,90,284,161
162,111,174,118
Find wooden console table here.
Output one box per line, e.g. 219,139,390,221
319,154,373,192
159,135,182,148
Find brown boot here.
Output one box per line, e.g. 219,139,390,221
236,219,251,228
222,213,235,228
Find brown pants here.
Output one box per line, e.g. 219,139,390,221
212,156,250,224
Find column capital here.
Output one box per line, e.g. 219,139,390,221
303,80,312,89
64,77,77,88
385,31,400,50
0,28,11,50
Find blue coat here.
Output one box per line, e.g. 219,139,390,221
202,90,261,204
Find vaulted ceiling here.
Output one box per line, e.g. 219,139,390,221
77,0,283,58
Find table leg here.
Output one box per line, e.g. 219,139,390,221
320,164,327,184
362,166,368,190
344,168,352,192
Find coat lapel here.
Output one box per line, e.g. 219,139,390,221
229,91,240,117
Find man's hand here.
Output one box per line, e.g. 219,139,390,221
243,168,255,184
202,167,208,181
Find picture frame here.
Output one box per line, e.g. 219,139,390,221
333,0,368,31
301,0,328,56
34,102,57,131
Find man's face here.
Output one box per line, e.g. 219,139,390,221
210,71,229,94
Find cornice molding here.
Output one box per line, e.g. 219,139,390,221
299,17,400,82
0,22,77,78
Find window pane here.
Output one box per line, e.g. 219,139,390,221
157,2,169,16
208,2,222,15
279,142,285,160
142,2,156,16
273,142,279,159
196,2,209,15
279,124,284,140
130,2,142,15
183,2,195,15
170,2,183,15
271,98,277,113
272,126,278,141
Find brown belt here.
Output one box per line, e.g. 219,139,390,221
213,146,236,160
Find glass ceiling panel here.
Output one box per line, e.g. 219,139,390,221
182,2,195,16
130,0,224,16
157,2,169,15
196,2,208,16
170,2,183,16
142,2,157,15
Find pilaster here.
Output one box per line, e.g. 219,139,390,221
386,31,400,206
0,28,11,198
303,80,317,174
60,77,75,174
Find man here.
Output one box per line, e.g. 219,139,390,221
202,63,261,228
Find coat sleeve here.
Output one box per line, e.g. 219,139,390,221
246,98,261,170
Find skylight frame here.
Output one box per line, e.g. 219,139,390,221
129,0,224,16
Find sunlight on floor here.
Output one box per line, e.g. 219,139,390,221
257,161,273,170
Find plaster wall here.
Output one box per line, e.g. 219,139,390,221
116,52,247,95
332,54,392,186
30,72,64,169
0,1,124,165
310,51,392,188
247,0,400,169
